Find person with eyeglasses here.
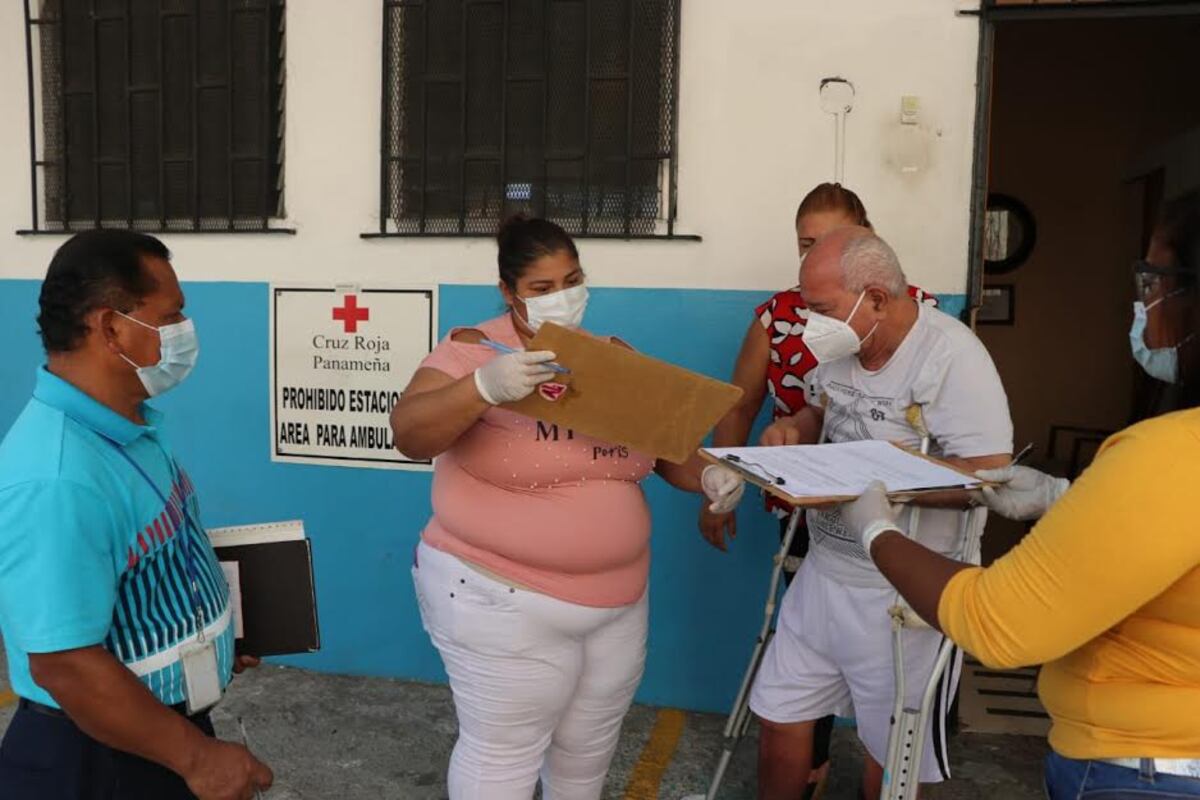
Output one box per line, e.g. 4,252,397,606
1131,194,1199,416
837,190,1200,798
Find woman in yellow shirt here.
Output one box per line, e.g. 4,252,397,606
840,191,1200,798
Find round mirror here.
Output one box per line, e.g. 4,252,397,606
983,193,1037,274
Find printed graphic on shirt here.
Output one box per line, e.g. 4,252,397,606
810,381,933,562
533,421,634,462
535,421,575,442
105,465,234,705
807,379,928,558
820,382,905,445
592,445,631,460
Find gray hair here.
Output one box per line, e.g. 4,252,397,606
840,234,908,297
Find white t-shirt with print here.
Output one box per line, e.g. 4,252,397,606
804,303,1013,588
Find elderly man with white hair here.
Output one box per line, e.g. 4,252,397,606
702,226,1013,799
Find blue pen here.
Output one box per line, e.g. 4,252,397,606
481,339,571,374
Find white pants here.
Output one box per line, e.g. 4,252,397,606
749,558,962,783
412,542,648,800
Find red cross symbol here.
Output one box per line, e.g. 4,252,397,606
332,294,370,333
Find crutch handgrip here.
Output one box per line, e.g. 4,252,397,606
888,604,931,629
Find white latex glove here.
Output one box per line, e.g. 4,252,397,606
839,480,903,555
701,465,745,514
473,350,559,405
974,465,1069,522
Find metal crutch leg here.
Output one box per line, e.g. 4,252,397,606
881,506,984,800
698,507,804,800
882,630,960,800
881,410,933,800
881,505,924,799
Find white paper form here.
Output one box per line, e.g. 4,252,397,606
704,440,981,500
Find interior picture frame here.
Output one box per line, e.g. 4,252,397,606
978,284,1016,325
983,193,1038,274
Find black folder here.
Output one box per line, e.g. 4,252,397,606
209,521,321,658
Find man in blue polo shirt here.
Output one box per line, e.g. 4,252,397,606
0,231,273,799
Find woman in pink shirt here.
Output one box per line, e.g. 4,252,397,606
391,215,701,800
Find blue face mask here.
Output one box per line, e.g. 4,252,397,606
1129,297,1179,383
116,312,200,397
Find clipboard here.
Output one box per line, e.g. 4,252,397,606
502,323,743,464
698,442,991,508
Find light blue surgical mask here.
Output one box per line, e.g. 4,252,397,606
1129,293,1185,383
116,312,199,396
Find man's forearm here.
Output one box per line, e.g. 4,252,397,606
30,646,208,777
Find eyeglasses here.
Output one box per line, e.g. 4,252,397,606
1133,260,1190,300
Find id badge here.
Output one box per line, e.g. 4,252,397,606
180,640,222,714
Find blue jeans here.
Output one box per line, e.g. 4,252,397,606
1046,752,1200,798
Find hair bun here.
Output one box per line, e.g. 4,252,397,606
495,215,579,289
496,213,533,246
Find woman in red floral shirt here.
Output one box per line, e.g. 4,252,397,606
700,183,936,799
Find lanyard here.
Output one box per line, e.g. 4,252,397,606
103,439,210,643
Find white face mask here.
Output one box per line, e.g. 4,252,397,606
802,290,878,364
517,284,589,333
1129,293,1189,384
116,312,199,397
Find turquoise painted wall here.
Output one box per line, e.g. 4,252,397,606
0,281,966,713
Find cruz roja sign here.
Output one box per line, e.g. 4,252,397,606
270,284,437,469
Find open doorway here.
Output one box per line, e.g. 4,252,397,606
975,10,1200,563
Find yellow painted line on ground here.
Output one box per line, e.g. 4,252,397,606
0,689,16,709
622,708,687,800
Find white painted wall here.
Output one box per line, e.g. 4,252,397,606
0,1,982,293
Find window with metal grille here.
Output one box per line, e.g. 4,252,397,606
372,0,689,239
20,0,287,234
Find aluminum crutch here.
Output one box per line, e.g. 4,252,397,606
881,405,984,800
697,505,804,800
879,405,933,799
696,406,837,800
880,506,983,800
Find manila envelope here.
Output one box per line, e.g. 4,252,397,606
502,323,743,464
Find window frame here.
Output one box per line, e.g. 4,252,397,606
18,0,293,236
972,0,1200,20
364,0,697,241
